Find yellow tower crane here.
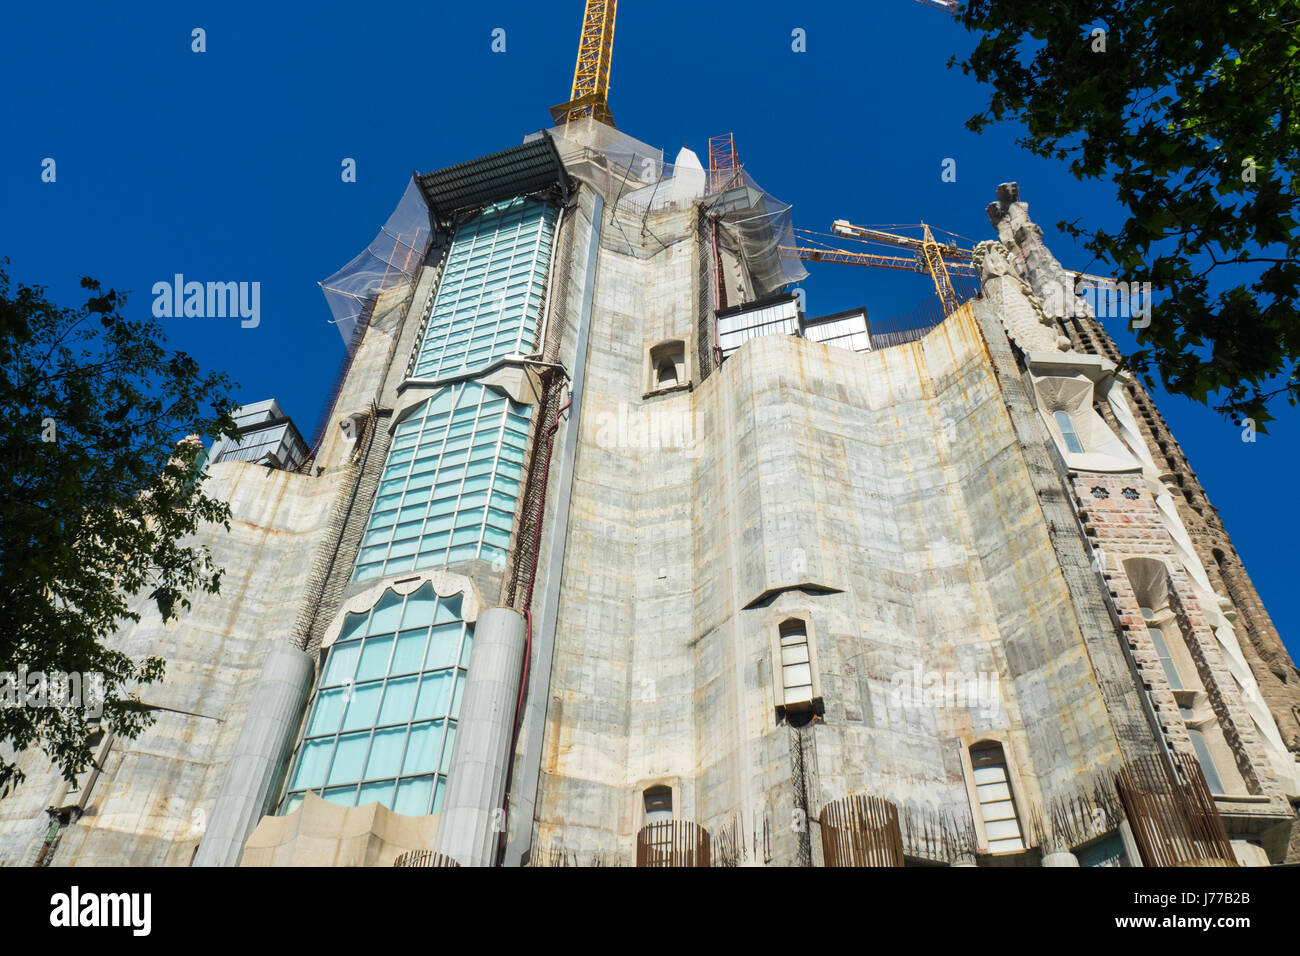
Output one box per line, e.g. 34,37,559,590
550,0,619,127
783,223,975,317
784,221,1116,317
832,220,968,316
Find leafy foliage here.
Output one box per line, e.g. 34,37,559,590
0,260,237,791
954,1,1300,428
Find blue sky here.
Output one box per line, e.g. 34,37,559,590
2,1,1294,655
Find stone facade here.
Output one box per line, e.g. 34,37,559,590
986,183,1300,862
1,139,1294,869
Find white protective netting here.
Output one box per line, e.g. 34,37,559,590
540,118,665,196
320,176,434,346
541,120,806,297
706,168,807,295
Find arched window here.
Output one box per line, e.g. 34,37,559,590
1053,410,1084,454
1126,559,1195,699
648,340,686,393
969,742,1024,853
280,583,471,818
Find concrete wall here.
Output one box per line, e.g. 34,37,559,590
7,153,1287,869
0,462,344,867
527,192,1136,865
240,791,441,867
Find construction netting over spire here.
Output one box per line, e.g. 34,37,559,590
537,119,807,298
706,168,807,295
319,176,434,346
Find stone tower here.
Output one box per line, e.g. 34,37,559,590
2,126,1295,868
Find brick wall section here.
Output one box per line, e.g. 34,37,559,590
1074,470,1284,807
1167,584,1263,796
1064,313,1300,761
989,184,1299,858
1077,475,1189,754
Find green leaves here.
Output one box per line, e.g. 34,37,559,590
957,0,1300,428
0,260,239,787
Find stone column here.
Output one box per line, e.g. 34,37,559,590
194,642,316,867
435,606,526,867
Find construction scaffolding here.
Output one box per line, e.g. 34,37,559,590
708,169,807,298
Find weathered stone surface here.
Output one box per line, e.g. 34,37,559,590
5,155,1293,871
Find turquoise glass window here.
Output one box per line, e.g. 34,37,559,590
280,584,470,817
411,196,557,381
353,382,531,582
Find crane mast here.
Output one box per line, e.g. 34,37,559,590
708,133,743,192
545,2,1102,321
551,0,618,127
548,1,949,128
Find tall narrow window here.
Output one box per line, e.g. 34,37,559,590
970,743,1024,853
778,619,814,710
1053,410,1084,454
1142,608,1184,690
1182,708,1226,795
